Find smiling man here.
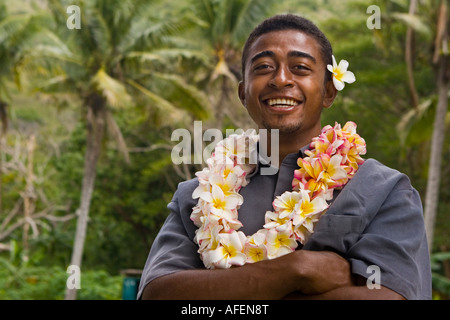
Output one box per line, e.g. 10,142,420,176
238,26,336,167
138,14,431,300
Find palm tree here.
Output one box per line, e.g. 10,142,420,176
386,0,449,252
423,0,448,253
14,0,210,299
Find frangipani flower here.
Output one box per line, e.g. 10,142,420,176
207,231,247,268
296,152,348,196
209,172,241,196
200,184,242,227
327,55,356,91
244,244,266,263
263,210,291,232
316,154,348,188
190,204,203,227
244,230,268,263
292,189,328,227
293,213,321,244
272,191,302,219
341,122,367,162
215,131,258,165
307,124,344,157
265,229,297,259
195,223,222,252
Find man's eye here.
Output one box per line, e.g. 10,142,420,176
294,65,309,71
292,65,311,74
255,64,271,70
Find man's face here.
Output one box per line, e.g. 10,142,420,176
239,29,336,136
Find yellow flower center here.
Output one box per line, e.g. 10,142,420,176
213,198,226,210
285,198,297,212
300,200,314,216
247,247,264,262
334,67,344,81
275,234,290,248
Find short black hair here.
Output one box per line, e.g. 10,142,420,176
241,14,333,82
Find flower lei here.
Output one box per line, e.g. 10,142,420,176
190,57,363,269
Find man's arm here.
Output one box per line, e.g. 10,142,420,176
284,286,405,300
283,275,405,300
142,250,354,300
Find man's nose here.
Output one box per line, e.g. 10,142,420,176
269,65,294,88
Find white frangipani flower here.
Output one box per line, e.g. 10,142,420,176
327,55,356,91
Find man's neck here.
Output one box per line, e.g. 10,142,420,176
264,127,321,167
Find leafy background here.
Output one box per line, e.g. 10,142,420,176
0,0,448,299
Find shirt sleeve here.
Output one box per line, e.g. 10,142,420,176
137,180,204,299
303,159,432,300
347,181,432,300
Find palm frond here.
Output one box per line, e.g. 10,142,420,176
91,68,132,109
0,13,33,46
124,48,210,69
34,74,69,92
85,5,112,57
230,0,278,48
211,0,233,45
396,97,437,146
152,72,212,120
126,79,189,126
391,12,432,37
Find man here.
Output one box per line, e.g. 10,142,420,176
138,14,431,300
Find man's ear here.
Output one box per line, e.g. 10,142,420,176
238,81,246,108
323,80,338,109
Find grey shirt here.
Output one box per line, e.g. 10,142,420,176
137,150,432,300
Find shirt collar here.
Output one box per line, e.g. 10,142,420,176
247,143,309,178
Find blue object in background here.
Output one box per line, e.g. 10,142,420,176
121,269,142,300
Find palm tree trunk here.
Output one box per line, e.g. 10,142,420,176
23,135,36,260
424,0,448,253
65,95,106,300
0,101,7,215
405,0,419,110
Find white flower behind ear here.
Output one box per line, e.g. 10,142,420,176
327,55,356,91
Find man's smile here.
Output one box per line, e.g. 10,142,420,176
262,97,303,112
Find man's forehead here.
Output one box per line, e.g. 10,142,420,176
247,29,321,62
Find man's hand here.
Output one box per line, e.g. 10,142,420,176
285,250,405,300
293,250,354,295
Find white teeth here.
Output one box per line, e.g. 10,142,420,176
267,98,299,107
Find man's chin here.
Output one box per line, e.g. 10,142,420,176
261,120,303,135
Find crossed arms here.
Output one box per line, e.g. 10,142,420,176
142,249,404,300
140,160,431,300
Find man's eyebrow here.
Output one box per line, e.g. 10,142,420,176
288,50,316,63
250,50,317,64
250,50,275,64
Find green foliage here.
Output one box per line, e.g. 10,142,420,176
0,265,124,300
0,241,123,299
431,251,450,299
1,0,448,300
